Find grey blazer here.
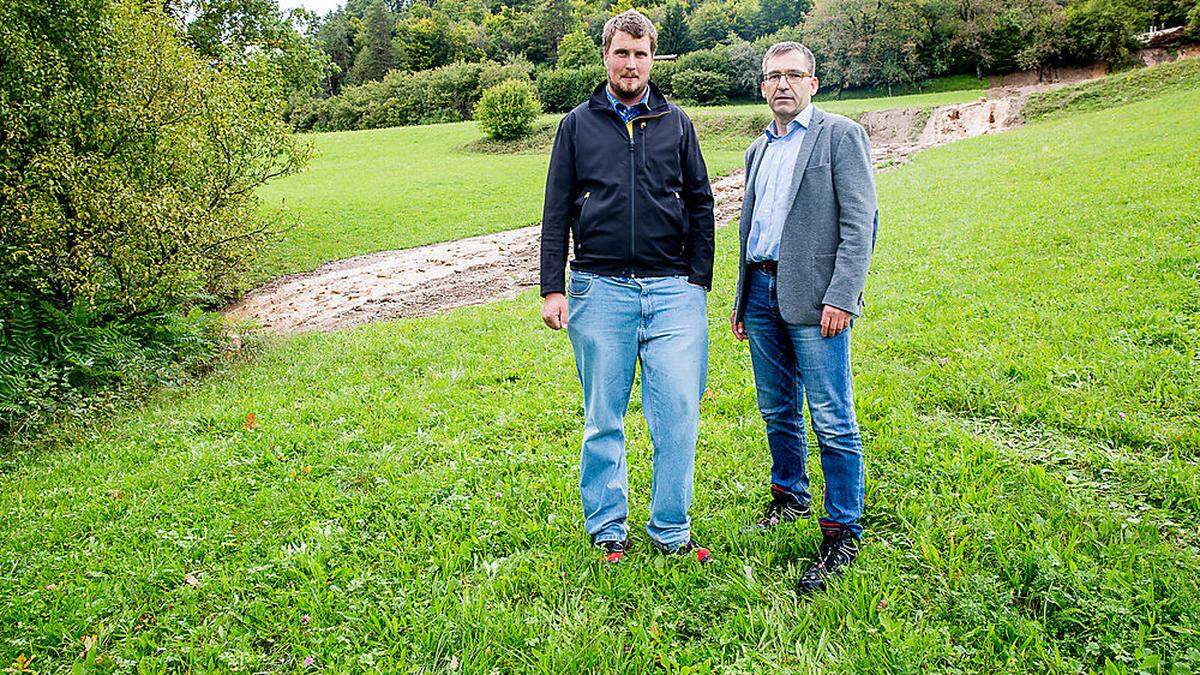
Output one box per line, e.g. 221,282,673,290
733,106,878,326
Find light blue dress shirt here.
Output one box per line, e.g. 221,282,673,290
746,104,814,262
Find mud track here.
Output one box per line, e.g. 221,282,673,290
226,93,1030,334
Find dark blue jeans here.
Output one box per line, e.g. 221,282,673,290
743,268,865,537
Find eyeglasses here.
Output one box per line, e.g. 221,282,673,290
762,70,812,85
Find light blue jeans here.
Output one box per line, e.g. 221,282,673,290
566,270,708,549
743,268,865,538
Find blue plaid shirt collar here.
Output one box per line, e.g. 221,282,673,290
606,86,651,123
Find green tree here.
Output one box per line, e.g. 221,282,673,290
688,2,737,48
757,0,811,33
1017,10,1067,80
348,0,400,85
1062,0,1145,65
167,0,332,99
657,1,696,54
535,0,576,61
395,14,478,71
316,9,359,95
483,6,542,61
0,0,308,430
804,0,930,91
556,29,599,68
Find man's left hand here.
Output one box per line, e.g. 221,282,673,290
820,305,851,337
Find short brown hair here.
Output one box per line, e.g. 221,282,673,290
602,9,657,54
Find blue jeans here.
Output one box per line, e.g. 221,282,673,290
743,268,865,538
566,270,708,549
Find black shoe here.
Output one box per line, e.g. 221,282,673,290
796,521,859,594
757,484,812,529
653,538,713,564
596,537,631,564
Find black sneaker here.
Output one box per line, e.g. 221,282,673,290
596,537,631,564
796,521,859,594
757,484,812,529
653,538,713,564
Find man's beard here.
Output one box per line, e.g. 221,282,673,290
610,76,646,100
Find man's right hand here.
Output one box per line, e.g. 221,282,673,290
730,310,747,341
542,293,569,330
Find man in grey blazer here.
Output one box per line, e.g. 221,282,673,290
729,41,877,594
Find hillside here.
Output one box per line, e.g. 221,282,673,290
3,81,1197,670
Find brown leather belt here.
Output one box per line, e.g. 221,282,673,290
748,260,778,274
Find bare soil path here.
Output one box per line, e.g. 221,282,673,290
226,92,1031,334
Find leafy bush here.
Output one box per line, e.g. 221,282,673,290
536,65,604,111
475,79,542,140
293,60,534,131
724,35,765,99
1,0,300,437
650,59,680,95
672,69,730,104
676,44,738,79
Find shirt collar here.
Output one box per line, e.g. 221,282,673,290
764,104,814,141
606,86,650,115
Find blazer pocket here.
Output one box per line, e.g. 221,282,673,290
804,161,830,171
810,253,837,309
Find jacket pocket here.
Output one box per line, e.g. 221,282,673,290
810,253,837,309
575,191,592,230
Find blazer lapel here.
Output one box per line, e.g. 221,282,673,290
784,107,826,216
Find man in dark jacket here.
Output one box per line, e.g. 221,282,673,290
539,9,715,564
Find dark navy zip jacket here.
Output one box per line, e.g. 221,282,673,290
539,81,715,296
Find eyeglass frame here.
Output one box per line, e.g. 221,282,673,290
761,70,814,86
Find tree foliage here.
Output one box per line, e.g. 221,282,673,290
0,0,308,434
556,29,599,69
348,0,401,85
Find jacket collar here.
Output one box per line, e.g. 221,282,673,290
588,80,671,116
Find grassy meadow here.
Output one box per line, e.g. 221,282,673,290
256,87,986,285
2,76,1198,670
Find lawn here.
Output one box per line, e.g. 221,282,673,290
255,87,986,285
2,83,1197,670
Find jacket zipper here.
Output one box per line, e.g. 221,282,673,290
625,111,670,274
628,127,635,268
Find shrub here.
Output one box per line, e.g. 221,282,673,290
536,65,604,111
475,79,542,140
725,35,765,99
651,59,680,95
1,0,302,436
676,44,737,80
672,69,730,104
293,60,534,132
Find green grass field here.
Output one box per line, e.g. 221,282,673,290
256,87,986,285
3,80,1197,670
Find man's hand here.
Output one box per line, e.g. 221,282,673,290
542,293,569,330
820,305,851,337
729,310,747,341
